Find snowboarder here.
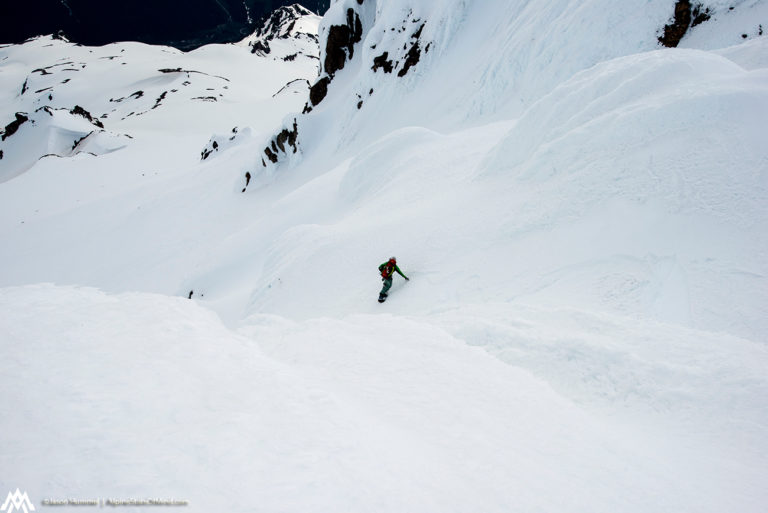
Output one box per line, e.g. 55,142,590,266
378,256,409,302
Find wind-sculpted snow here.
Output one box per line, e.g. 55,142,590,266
474,49,768,338
2,285,767,512
0,106,129,183
1,1,768,511
288,0,768,161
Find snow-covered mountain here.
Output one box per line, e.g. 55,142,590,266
2,1,767,512
0,6,321,183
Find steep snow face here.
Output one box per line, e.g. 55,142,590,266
243,0,768,341
0,1,765,339
297,0,768,153
0,3,765,334
1,2,768,511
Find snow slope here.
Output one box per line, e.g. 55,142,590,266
1,1,768,511
2,284,766,512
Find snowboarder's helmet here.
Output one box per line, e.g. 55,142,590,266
389,257,396,264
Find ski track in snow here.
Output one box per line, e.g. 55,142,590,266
1,1,768,511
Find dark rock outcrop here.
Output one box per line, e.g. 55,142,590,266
691,4,711,27
275,122,298,153
201,140,219,160
70,105,104,128
152,91,168,109
372,52,393,73
309,76,331,106
324,8,363,77
658,1,710,48
398,43,421,77
659,0,692,47
2,113,30,141
262,118,299,167
397,23,425,77
72,132,94,151
251,40,271,55
306,4,365,111
265,146,278,163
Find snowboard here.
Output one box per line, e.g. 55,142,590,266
378,292,388,303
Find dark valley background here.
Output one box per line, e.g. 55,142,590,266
1,0,327,50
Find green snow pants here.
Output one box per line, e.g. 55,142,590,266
380,277,393,296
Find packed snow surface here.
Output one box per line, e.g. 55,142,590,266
1,0,767,511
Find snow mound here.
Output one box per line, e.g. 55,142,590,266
2,284,766,512
474,49,768,339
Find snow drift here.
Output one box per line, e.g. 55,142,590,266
1,1,767,511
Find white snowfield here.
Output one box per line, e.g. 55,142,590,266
1,1,767,512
